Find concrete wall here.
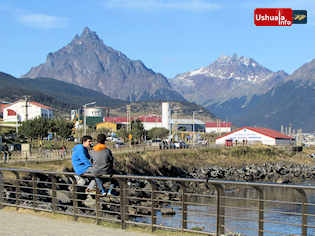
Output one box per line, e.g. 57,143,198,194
206,127,231,133
162,102,169,130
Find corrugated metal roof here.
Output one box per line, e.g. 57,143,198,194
206,122,231,128
171,119,204,125
216,126,293,140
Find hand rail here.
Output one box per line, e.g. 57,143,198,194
0,167,314,236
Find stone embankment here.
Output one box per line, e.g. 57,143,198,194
192,162,315,184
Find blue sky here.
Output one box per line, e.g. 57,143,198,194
1,0,314,78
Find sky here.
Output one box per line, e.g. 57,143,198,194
1,0,314,78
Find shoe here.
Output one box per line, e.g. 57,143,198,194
100,192,107,197
85,189,96,194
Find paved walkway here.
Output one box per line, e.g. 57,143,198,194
0,209,153,236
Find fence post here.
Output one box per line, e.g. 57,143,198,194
51,175,57,213
181,182,187,232
213,184,225,236
70,176,78,221
95,187,101,225
253,186,264,236
295,188,308,236
32,173,38,211
119,178,127,230
0,171,3,208
149,180,157,232
12,171,21,211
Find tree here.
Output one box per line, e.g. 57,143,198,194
19,117,51,139
116,127,128,143
147,127,169,140
53,118,73,139
130,119,145,143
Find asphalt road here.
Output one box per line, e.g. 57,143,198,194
0,209,153,236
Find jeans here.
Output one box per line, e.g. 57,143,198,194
85,167,106,194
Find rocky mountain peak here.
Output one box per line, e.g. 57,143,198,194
170,54,288,107
23,27,185,102
215,54,255,67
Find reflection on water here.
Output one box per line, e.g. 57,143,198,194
136,181,315,236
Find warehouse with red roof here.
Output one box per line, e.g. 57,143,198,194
216,127,294,146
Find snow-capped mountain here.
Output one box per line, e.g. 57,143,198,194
169,54,288,107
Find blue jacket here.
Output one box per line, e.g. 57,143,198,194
71,144,92,175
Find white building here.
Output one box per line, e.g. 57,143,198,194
3,100,53,122
216,127,293,146
205,122,231,133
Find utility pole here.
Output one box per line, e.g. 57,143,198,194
127,105,131,132
193,112,195,147
23,96,30,121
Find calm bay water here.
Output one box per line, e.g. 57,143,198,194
136,181,315,236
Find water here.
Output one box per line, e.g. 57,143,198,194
135,182,315,236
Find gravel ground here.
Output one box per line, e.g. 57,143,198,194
0,209,153,236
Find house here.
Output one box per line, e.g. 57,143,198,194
3,100,53,122
216,127,293,146
205,122,231,133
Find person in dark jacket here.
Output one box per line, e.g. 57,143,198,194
90,134,115,196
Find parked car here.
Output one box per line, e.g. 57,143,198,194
151,139,162,147
66,136,75,141
174,141,189,149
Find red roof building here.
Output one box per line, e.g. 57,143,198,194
205,121,232,133
216,126,293,146
3,100,53,122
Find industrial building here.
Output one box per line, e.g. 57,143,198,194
216,127,293,146
205,122,231,133
95,102,208,132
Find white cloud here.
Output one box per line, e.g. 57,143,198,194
103,0,221,12
18,14,68,29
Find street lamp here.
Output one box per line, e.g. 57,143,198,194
83,101,96,136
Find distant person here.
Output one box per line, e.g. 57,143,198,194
60,145,67,159
90,134,115,197
3,143,9,162
71,135,104,194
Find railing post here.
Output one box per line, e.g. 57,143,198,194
213,184,225,236
253,186,264,236
51,175,57,213
119,178,127,229
32,173,38,211
12,171,21,211
69,176,78,221
95,187,101,225
0,171,4,208
149,180,157,232
295,188,308,236
181,182,187,232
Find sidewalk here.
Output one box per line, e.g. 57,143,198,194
0,209,154,236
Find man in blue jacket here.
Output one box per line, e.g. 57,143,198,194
72,135,93,175
71,135,97,192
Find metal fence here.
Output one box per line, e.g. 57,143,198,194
0,144,203,164
0,168,314,236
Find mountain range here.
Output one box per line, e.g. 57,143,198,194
0,72,126,112
3,27,315,131
169,54,288,107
